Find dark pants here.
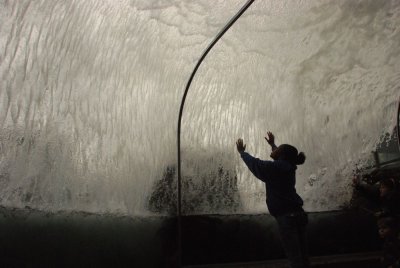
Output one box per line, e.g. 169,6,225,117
276,212,310,268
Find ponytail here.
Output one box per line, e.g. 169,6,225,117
296,152,306,165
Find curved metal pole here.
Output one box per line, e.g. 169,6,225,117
397,97,400,151
176,0,255,266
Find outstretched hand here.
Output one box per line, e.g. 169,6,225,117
265,131,275,145
236,138,246,153
352,175,361,187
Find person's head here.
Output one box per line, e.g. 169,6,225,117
378,217,398,239
270,144,306,165
379,178,396,198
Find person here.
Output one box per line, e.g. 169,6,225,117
377,217,400,268
352,176,400,219
236,132,309,268
352,176,400,268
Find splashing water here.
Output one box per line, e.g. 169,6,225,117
0,0,399,215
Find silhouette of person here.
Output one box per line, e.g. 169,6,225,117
236,132,309,268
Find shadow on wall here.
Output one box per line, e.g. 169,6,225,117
147,149,242,215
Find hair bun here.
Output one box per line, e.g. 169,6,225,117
296,152,306,165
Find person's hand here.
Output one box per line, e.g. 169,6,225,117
236,138,246,153
265,131,275,145
352,175,361,187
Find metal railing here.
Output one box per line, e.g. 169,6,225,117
176,1,256,267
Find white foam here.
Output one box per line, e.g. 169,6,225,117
0,0,399,215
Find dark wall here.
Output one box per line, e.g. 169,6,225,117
180,211,380,265
0,207,380,267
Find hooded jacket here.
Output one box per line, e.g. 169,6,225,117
240,151,304,217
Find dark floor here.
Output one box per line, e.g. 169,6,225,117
185,251,382,268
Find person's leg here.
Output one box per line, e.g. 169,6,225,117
296,213,310,268
276,214,305,268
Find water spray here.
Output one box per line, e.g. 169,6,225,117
176,0,255,266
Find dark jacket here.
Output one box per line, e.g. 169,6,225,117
240,152,304,217
381,236,400,268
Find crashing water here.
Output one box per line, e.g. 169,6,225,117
0,0,399,216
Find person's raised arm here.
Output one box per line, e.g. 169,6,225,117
265,131,277,151
236,138,272,182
